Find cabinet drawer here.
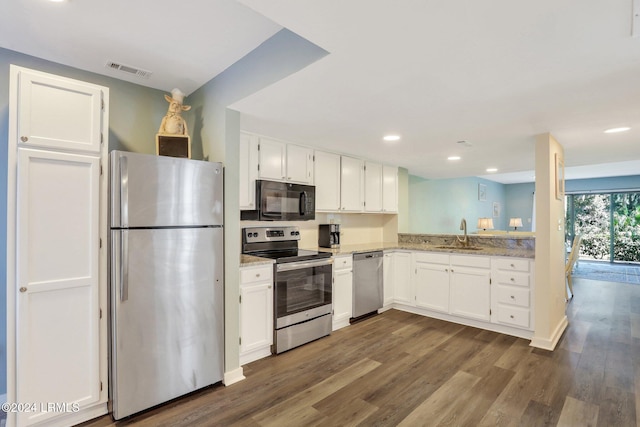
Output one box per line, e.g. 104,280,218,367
492,258,530,272
496,285,530,308
494,271,530,287
497,305,530,329
240,265,273,284
414,252,449,264
451,254,490,269
334,255,353,271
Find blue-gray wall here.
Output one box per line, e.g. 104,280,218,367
505,183,535,232
408,175,507,233
407,174,640,235
565,175,640,193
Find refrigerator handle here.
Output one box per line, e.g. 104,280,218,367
120,155,129,227
121,230,129,302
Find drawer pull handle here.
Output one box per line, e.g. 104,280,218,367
510,315,515,319
256,273,261,277
510,277,515,282
510,263,515,268
510,295,515,299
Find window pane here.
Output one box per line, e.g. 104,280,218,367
612,192,640,263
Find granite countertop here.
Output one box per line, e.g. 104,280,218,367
240,237,535,267
240,254,275,267
317,242,534,258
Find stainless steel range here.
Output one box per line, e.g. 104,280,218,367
242,226,333,354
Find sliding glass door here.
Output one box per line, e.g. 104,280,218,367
565,192,640,263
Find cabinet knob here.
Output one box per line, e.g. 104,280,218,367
19,287,27,293
510,315,515,319
510,295,515,299
510,263,515,268
256,273,261,277
20,136,28,143
510,277,515,282
268,285,272,289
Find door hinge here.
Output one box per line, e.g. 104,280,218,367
101,99,105,110
489,278,492,284
100,162,103,176
257,144,260,151
313,155,315,161
257,164,260,172
489,309,492,315
99,238,102,248
239,337,242,345
99,308,102,319
239,295,242,304
100,381,103,391
100,133,104,144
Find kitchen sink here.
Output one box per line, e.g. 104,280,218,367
434,245,483,251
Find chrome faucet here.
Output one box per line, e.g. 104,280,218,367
457,218,469,247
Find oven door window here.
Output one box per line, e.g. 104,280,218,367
276,264,332,318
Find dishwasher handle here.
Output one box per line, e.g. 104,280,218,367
353,251,383,261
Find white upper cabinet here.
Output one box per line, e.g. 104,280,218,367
340,156,365,212
239,133,259,210
382,165,398,213
257,136,313,184
16,67,103,153
258,137,286,181
239,132,399,213
286,143,314,184
364,162,383,212
314,150,341,211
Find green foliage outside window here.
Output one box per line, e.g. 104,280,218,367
568,192,640,262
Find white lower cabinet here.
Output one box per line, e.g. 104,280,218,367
383,251,411,308
449,255,491,321
414,252,450,312
392,251,534,338
491,257,534,330
239,264,273,365
333,255,353,330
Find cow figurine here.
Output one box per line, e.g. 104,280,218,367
158,88,191,136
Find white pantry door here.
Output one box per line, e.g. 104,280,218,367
8,65,108,427
16,149,101,426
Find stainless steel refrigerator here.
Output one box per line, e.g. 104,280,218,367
109,150,224,420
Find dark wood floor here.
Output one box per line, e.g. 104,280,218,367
84,277,640,427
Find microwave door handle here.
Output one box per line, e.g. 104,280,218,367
299,191,307,215
262,212,282,218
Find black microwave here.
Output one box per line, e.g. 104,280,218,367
241,180,316,221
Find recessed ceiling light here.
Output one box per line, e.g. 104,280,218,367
383,135,401,142
486,168,498,173
604,127,630,133
49,0,68,2
447,156,461,161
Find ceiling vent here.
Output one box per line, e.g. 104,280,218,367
105,61,153,79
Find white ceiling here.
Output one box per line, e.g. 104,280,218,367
3,0,640,184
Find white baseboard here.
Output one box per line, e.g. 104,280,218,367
530,315,568,351
223,367,245,386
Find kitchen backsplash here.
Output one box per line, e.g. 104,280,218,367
241,212,398,249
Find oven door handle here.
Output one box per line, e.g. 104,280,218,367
276,258,333,272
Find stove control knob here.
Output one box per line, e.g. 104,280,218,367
295,231,300,235
290,231,295,236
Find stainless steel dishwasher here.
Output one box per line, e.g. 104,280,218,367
352,251,384,320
